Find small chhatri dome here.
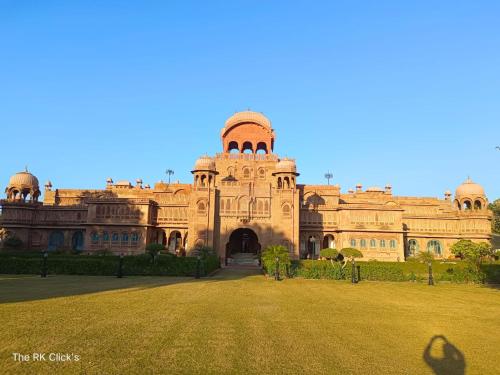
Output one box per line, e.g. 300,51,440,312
276,158,297,173
194,155,216,171
455,177,485,197
6,168,41,202
9,170,39,189
224,111,271,130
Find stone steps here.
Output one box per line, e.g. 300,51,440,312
228,253,260,267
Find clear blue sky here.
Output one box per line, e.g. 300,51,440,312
1,1,499,200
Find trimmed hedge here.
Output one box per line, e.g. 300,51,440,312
291,260,500,283
0,253,220,277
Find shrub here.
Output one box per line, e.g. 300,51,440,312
290,259,500,284
3,236,23,250
261,245,291,278
0,253,220,277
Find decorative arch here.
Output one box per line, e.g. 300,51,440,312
242,141,253,154
256,142,268,154
322,234,335,249
228,141,239,153
282,203,291,217
474,199,483,210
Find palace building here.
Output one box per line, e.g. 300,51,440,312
0,111,492,262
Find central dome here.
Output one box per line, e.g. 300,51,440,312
224,111,271,130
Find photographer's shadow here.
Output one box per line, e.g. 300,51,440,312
423,335,465,375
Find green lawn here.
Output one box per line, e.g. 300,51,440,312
0,270,498,375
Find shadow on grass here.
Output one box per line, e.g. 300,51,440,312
0,267,262,304
423,335,465,375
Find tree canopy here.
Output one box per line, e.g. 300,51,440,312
450,240,494,272
488,199,500,234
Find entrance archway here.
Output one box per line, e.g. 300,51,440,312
226,228,261,257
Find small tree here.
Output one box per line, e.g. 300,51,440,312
450,240,494,273
320,248,339,266
417,251,435,264
261,245,291,277
339,248,363,269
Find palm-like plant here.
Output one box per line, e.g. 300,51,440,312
339,247,363,269
261,245,291,276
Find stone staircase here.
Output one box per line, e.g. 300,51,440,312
227,253,260,268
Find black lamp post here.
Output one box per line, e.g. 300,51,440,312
41,251,48,278
117,253,124,278
274,256,280,281
195,256,201,279
351,259,357,284
428,261,434,285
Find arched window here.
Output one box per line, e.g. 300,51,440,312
200,175,207,187
408,239,419,256
463,200,472,210
228,141,239,153
243,168,251,179
282,204,291,217
474,200,482,210
131,232,139,246
427,240,442,256
454,200,461,210
226,199,231,211
360,239,367,248
121,232,129,246
91,231,99,245
258,168,266,179
256,142,268,154
112,232,119,245
370,239,376,248
220,199,225,212
277,177,282,189
242,141,253,154
350,239,357,247
197,201,206,215
284,177,290,189
389,240,397,249
102,231,110,243
380,239,386,248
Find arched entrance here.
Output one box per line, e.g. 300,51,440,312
226,228,261,257
48,231,65,251
71,231,84,251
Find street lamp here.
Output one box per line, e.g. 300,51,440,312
324,172,333,185
165,169,174,184
428,261,434,286
117,253,124,278
41,251,48,278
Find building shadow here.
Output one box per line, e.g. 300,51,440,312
423,335,465,375
0,274,210,304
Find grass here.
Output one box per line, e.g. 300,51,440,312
0,270,498,375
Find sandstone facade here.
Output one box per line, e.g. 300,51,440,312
0,111,492,261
